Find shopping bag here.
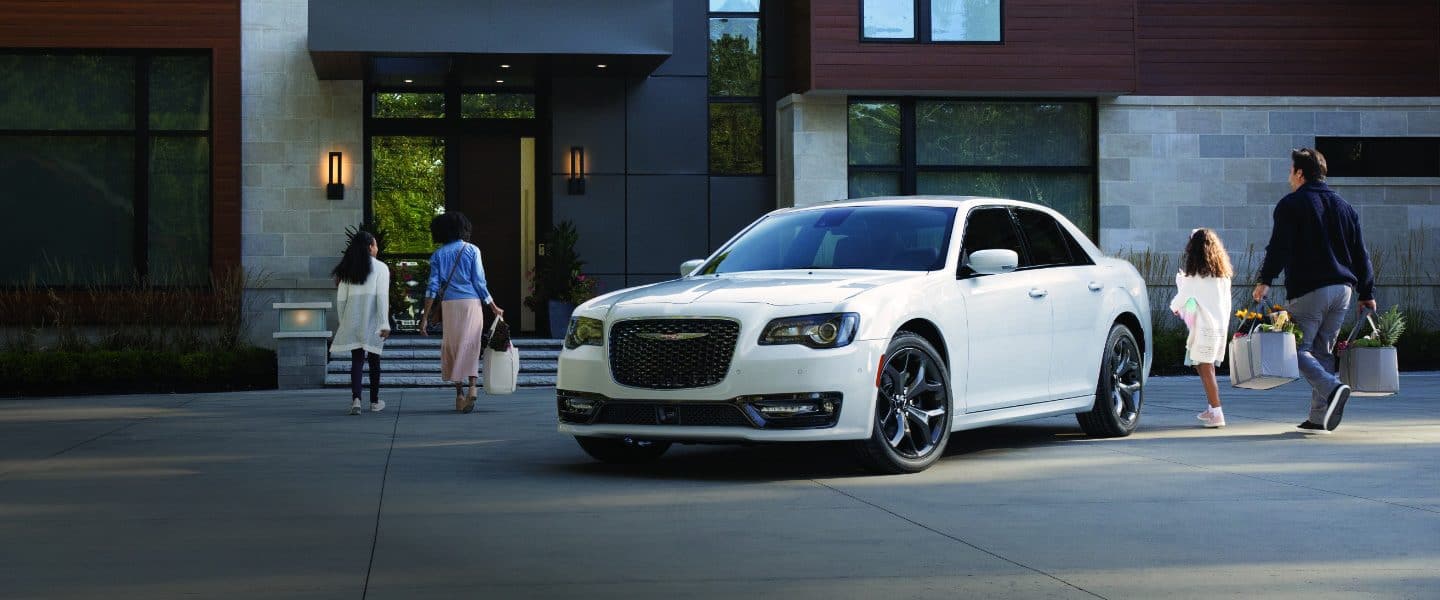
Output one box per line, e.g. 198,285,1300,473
1228,301,1299,390
1229,332,1300,389
1339,309,1399,397
482,318,520,395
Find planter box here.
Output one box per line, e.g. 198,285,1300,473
1229,332,1299,390
1340,346,1400,397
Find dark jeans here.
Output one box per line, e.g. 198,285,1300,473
350,349,380,403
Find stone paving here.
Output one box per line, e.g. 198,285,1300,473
1,375,1437,599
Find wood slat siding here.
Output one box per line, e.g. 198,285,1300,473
1137,0,1440,96
800,0,1137,94
0,0,243,271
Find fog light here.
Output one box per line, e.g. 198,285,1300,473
756,402,820,417
564,397,598,415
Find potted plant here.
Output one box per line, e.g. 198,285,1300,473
1337,305,1404,396
525,221,600,337
1229,303,1302,390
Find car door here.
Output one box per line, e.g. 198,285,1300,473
956,207,1054,411
1013,208,1106,399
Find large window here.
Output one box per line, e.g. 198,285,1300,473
708,1,764,174
0,51,212,285
848,98,1096,236
1315,137,1440,178
862,0,1002,43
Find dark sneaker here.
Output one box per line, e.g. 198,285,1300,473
1323,384,1351,431
1295,421,1330,435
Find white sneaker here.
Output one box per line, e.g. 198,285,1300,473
349,399,361,416
1197,407,1226,428
370,400,386,412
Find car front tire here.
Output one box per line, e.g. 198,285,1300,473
574,436,672,463
1077,323,1144,437
853,332,953,474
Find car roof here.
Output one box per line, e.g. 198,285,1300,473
786,195,1044,213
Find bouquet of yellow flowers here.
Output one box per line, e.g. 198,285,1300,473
1235,304,1302,344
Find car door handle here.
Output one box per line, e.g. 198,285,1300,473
1088,282,1104,291
1029,288,1048,298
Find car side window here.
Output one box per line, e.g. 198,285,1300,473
1014,209,1076,268
960,207,1024,275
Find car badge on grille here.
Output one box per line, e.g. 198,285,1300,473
636,332,709,341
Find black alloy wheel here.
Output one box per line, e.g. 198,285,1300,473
854,332,952,474
1077,324,1144,437
574,436,672,464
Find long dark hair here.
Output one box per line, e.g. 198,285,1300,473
1182,228,1233,279
332,230,375,285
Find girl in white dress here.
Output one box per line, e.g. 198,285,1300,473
332,231,391,415
1169,228,1233,428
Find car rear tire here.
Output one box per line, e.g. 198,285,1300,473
574,436,672,463
853,332,953,474
1077,324,1144,437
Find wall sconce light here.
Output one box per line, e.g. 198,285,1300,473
568,146,586,195
326,151,344,200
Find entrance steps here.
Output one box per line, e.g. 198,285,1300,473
323,336,561,388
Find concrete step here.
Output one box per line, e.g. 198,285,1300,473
379,337,563,349
323,373,557,388
330,349,561,361
326,360,558,374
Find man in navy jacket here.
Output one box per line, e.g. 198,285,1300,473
1253,148,1376,434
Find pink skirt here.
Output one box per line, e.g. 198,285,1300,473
440,299,485,382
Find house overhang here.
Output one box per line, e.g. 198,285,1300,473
307,0,673,80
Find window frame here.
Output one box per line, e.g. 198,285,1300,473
0,48,214,285
847,96,1099,238
860,0,1005,45
707,3,767,176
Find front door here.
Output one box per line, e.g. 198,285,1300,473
455,134,527,323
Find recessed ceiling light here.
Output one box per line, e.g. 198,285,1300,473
403,79,413,83
596,64,607,69
500,64,511,69
495,79,505,84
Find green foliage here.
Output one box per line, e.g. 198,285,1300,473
371,136,445,254
1373,305,1407,347
0,348,277,396
709,103,763,174
461,93,536,119
526,221,598,309
848,102,902,166
373,92,444,119
708,24,760,96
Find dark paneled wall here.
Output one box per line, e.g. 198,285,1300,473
1136,0,1440,96
551,0,777,291
799,0,1137,94
0,0,243,270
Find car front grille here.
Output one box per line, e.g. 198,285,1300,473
594,402,753,427
608,319,739,389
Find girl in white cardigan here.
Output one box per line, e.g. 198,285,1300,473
332,231,391,415
1170,228,1233,428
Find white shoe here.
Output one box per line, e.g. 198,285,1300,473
1197,407,1225,428
370,400,386,412
349,399,361,416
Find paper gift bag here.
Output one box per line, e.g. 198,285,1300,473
1229,331,1299,390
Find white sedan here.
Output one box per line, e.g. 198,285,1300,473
556,197,1151,473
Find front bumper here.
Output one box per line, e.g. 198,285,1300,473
556,337,886,442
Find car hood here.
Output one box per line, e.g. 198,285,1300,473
596,271,925,308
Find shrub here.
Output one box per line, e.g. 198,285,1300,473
0,348,276,397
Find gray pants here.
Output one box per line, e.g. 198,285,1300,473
1287,284,1352,423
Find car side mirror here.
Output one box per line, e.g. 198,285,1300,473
680,259,705,277
965,249,1019,275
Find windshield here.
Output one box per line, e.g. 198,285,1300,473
701,205,957,274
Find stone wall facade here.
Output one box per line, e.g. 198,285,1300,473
1097,97,1440,264
240,0,364,346
776,93,848,209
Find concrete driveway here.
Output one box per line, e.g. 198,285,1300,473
2,375,1437,599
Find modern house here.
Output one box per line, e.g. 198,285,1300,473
2,0,1437,344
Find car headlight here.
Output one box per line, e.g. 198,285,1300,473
564,316,604,349
758,313,859,349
